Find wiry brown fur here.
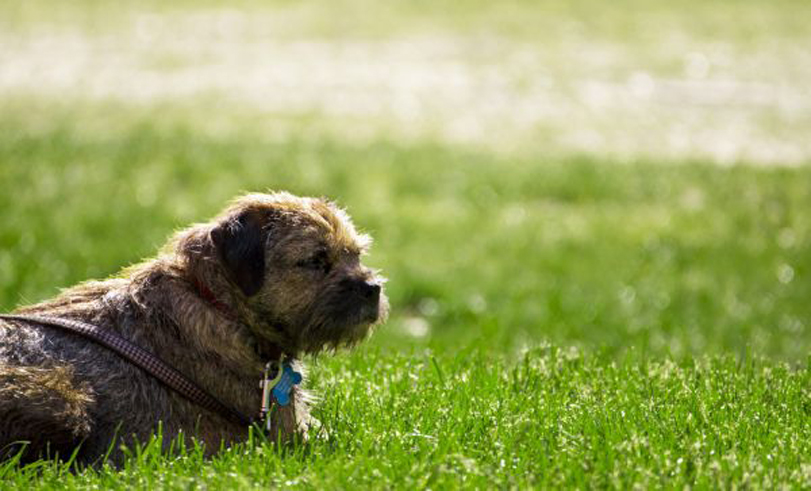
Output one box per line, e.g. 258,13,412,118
0,192,388,464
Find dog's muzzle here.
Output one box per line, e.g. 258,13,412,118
344,278,382,323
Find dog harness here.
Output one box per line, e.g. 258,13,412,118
0,313,299,431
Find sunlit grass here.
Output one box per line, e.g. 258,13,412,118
1,0,810,487
3,0,810,40
2,106,810,359
2,0,810,163
1,348,808,489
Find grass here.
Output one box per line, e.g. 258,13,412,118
2,105,810,359
1,0,811,488
1,105,809,489
1,348,809,489
4,0,810,41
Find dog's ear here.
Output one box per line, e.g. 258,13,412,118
210,210,268,296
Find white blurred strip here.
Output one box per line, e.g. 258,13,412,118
1,11,809,165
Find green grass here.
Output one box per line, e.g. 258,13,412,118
0,105,809,488
2,105,810,359
1,348,809,489
1,0,811,487
4,0,810,41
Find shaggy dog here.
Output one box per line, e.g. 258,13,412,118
0,192,388,463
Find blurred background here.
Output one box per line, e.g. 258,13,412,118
1,0,809,359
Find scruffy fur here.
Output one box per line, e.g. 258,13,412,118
0,192,388,464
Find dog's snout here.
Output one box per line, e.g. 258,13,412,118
362,282,381,301
342,278,381,303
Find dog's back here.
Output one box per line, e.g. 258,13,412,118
0,317,96,462
0,284,175,464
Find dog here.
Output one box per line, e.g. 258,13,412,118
0,192,388,463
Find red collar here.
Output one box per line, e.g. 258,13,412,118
194,278,236,319
194,278,286,362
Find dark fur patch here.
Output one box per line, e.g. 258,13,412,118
211,211,268,296
0,364,94,463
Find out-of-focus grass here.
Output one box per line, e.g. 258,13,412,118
1,103,809,360
3,0,810,41
3,0,809,162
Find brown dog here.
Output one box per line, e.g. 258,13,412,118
0,192,388,463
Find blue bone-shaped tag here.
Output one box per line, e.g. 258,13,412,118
272,363,302,406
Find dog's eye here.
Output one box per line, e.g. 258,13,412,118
296,250,331,274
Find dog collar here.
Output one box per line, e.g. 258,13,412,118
194,277,237,319
193,278,302,429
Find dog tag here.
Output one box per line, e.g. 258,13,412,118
272,363,302,406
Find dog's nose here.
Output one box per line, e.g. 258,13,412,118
359,281,381,302
342,278,381,304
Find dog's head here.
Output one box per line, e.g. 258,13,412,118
205,192,388,355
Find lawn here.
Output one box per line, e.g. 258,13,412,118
1,0,810,489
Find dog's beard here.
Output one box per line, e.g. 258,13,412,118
296,291,389,354
249,280,388,356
